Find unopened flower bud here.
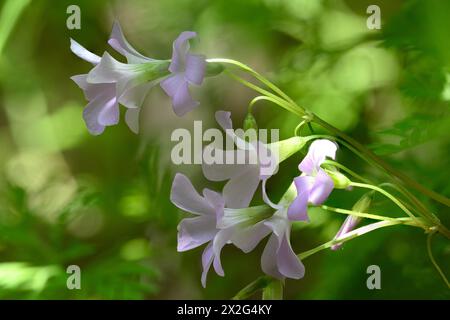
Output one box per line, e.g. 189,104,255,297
325,169,352,189
331,192,373,250
243,113,258,131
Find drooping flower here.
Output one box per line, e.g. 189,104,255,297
70,40,118,135
220,183,305,280
70,22,169,134
287,139,337,221
171,173,236,287
261,207,305,279
202,111,306,209
170,171,303,285
160,32,206,116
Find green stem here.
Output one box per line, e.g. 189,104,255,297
262,280,283,300
299,219,417,259
207,58,301,109
232,275,272,300
380,182,439,224
350,182,419,221
225,70,302,116
320,205,425,227
322,160,373,185
248,95,285,113
426,231,450,289
294,120,306,136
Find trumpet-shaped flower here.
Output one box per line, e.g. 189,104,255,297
288,139,337,221
160,31,206,116
171,173,236,287
170,172,304,285
261,207,305,279
70,40,118,135
202,111,306,209
71,22,170,134
220,184,305,280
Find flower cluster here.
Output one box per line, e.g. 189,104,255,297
70,23,448,293
171,111,344,286
71,24,368,288
70,22,206,134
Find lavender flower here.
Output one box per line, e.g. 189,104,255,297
261,207,305,279
220,184,305,280
287,139,337,221
202,111,306,209
160,31,206,116
70,22,169,134
170,173,235,287
170,172,304,285
70,40,117,135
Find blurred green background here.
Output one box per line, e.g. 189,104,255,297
0,0,449,299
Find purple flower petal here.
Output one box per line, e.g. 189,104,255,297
214,111,253,150
223,165,260,209
201,242,214,288
119,80,156,109
71,74,89,91
185,53,206,85
203,189,225,220
97,98,120,126
308,169,334,205
287,176,311,221
70,39,101,65
177,215,217,252
160,73,184,97
261,218,304,280
82,93,118,135
125,108,140,134
160,74,198,116
212,228,234,277
261,233,285,279
215,111,233,131
277,231,305,279
169,31,197,73
172,80,199,115
170,173,215,215
71,75,115,102
231,221,271,253
299,139,337,174
87,52,138,84
108,21,153,64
